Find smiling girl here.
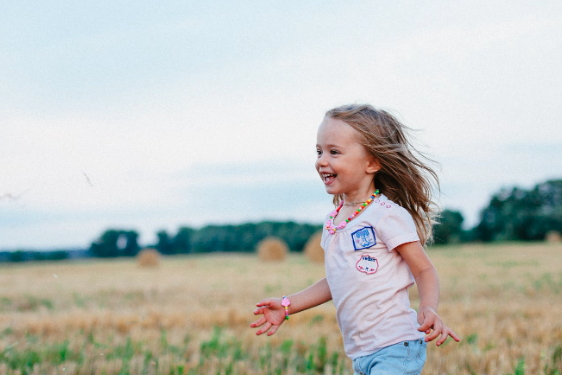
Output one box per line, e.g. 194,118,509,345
251,104,459,375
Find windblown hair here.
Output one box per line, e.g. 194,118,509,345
325,104,440,245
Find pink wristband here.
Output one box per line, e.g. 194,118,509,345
281,295,291,320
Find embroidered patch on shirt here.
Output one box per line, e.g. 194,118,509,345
351,226,376,250
356,254,379,274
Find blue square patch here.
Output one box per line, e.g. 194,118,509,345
351,226,376,251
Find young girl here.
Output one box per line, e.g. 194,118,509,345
250,104,459,374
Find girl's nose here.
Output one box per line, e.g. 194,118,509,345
316,154,328,167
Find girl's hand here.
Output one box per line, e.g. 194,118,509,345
250,298,287,336
417,307,460,346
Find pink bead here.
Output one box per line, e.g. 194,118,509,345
325,193,380,235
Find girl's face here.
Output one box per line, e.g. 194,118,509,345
315,117,379,198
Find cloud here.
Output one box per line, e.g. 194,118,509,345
2,1,561,247
0,161,330,249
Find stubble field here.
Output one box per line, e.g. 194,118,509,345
1,243,561,374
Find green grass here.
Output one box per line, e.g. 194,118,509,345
0,327,349,375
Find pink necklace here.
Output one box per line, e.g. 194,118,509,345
325,190,379,234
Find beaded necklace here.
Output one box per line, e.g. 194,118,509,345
325,190,379,234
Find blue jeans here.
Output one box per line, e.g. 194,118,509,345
352,339,427,375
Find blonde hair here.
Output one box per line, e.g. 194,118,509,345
325,104,439,245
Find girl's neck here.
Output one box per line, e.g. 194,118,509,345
342,186,377,204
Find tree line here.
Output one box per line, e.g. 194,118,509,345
2,179,560,262
433,179,562,244
89,221,322,258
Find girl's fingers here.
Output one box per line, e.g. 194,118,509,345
267,325,280,336
436,326,459,346
436,332,448,346
250,316,266,328
256,299,271,307
425,320,443,342
256,322,272,336
448,327,461,342
254,307,265,315
417,314,434,333
418,321,431,332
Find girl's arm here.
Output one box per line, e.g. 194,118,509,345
250,278,332,336
395,241,460,346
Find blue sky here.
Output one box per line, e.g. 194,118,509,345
1,1,561,249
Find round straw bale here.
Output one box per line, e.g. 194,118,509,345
257,237,288,262
137,248,161,267
304,231,324,263
546,230,561,243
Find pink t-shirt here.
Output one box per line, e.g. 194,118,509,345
321,194,425,359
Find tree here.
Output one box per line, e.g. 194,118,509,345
433,209,464,245
188,221,322,253
173,227,193,254
122,231,140,257
8,251,27,262
475,179,562,241
90,229,121,257
90,229,140,257
156,230,175,255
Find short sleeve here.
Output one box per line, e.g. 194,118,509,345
375,206,419,252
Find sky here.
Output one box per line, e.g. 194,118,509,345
1,1,561,250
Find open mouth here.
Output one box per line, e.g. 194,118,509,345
322,173,337,184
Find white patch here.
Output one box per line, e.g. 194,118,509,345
356,254,379,275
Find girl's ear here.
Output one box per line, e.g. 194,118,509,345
366,157,381,174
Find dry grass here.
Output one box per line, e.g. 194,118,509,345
0,243,561,374
137,248,161,267
257,237,288,262
304,231,324,264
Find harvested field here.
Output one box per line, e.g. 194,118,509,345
0,243,561,374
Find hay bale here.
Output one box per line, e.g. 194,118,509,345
137,248,160,267
546,230,561,243
257,237,288,262
304,231,324,263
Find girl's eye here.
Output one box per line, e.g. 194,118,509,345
330,150,339,155
316,149,322,156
